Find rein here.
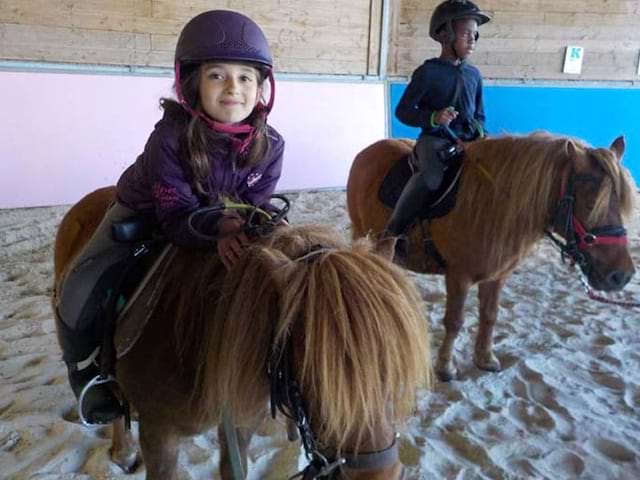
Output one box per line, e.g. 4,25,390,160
267,246,402,479
186,194,290,242
578,274,640,309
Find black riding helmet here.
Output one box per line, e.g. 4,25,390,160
429,0,491,44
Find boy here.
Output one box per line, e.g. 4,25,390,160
385,0,491,251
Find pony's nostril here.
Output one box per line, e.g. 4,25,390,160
606,269,631,290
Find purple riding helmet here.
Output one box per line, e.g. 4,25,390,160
429,0,491,45
174,10,275,152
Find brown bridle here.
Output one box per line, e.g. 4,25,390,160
268,337,403,479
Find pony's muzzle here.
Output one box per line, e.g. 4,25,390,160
605,267,634,291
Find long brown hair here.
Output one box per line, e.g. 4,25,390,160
168,224,432,453
161,63,271,198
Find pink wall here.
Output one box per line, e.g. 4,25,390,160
0,71,385,208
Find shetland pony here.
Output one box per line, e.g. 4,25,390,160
347,133,635,381
53,187,432,479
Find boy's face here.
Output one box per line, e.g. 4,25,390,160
452,18,479,59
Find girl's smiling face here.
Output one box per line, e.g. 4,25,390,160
198,62,262,124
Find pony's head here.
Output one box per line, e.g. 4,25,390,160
552,136,636,291
460,133,636,291
201,224,432,477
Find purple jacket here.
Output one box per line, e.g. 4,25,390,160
117,110,284,249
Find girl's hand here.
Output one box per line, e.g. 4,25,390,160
216,216,249,270
434,106,458,126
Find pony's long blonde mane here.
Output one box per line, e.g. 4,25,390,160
182,224,431,452
456,132,636,263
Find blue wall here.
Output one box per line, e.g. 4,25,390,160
389,83,640,184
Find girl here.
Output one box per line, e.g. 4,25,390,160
55,10,284,424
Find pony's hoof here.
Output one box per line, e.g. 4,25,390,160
474,352,501,372
435,360,458,382
436,368,456,382
111,448,140,473
286,419,299,442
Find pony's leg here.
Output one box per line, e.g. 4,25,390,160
474,278,506,372
110,416,139,473
436,274,471,382
286,418,299,441
218,424,253,479
138,418,179,480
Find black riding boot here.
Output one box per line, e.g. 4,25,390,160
57,318,123,425
384,152,445,262
384,173,431,262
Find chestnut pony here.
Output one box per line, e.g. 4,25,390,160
346,133,635,381
53,187,432,479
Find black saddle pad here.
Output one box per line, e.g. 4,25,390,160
378,153,464,220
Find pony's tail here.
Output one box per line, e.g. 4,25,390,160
278,239,433,454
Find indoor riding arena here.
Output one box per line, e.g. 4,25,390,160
1,1,639,479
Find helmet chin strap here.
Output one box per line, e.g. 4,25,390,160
452,42,462,61
441,22,462,62
174,64,276,154
449,21,465,62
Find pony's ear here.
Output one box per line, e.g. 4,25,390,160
374,235,398,262
565,140,578,161
565,140,590,172
610,136,625,162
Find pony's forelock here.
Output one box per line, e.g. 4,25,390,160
588,147,636,224
178,224,432,453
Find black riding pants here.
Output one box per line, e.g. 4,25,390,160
385,134,449,235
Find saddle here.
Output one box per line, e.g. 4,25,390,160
378,149,464,220
378,146,464,271
112,242,175,358
104,216,172,358
108,195,291,358
67,214,170,426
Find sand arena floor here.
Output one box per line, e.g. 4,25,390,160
1,190,639,479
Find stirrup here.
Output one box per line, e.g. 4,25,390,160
78,374,122,427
